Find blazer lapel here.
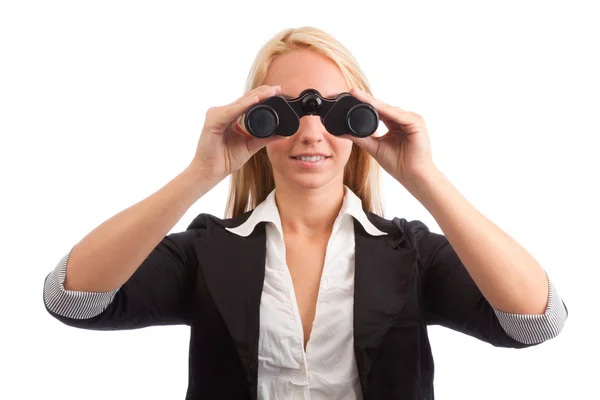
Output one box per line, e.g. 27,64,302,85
192,211,418,399
195,214,266,400
353,215,418,396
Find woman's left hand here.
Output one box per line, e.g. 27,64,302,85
341,88,437,185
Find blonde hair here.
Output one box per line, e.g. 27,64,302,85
225,26,384,219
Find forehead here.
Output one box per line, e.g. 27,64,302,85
263,49,349,99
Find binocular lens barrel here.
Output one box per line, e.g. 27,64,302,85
347,105,378,137
246,105,278,138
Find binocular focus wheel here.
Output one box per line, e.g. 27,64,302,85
245,105,279,138
347,104,378,137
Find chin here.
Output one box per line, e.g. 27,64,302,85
280,172,341,191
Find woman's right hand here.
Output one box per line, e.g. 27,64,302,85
189,85,287,183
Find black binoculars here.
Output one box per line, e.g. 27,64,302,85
243,89,379,138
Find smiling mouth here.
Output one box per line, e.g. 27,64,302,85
290,156,331,160
290,156,331,167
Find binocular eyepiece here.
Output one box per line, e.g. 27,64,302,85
244,89,379,138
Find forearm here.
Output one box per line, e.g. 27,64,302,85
64,164,218,292
403,167,549,315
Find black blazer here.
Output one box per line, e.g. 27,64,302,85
46,210,541,399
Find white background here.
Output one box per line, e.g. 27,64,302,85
1,0,598,398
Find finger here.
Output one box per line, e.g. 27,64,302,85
350,88,421,126
237,84,280,104
229,85,281,119
212,85,282,129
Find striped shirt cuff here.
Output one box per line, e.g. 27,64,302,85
43,249,120,319
492,270,568,345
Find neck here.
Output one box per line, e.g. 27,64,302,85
273,179,345,238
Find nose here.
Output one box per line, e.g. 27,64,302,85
295,115,327,144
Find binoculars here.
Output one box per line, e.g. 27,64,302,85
243,88,379,138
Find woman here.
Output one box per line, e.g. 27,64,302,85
43,27,568,399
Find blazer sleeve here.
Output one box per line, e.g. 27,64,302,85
400,218,567,349
43,229,200,330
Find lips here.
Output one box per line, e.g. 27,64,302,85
291,156,330,168
291,155,330,159
291,156,330,164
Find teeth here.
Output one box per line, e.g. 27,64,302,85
297,156,326,162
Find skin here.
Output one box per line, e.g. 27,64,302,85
263,48,353,238
60,46,555,351
262,49,357,348
261,48,554,348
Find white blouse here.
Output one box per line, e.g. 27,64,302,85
43,185,568,400
224,185,388,399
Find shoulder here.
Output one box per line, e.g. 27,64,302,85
159,211,256,254
185,210,445,250
185,210,254,232
366,212,447,256
364,212,433,238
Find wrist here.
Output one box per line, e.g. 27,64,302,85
181,164,222,198
186,162,224,184
399,166,445,202
398,164,440,189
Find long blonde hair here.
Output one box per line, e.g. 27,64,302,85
225,26,384,219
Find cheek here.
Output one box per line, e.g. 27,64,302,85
266,141,290,164
334,140,354,160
